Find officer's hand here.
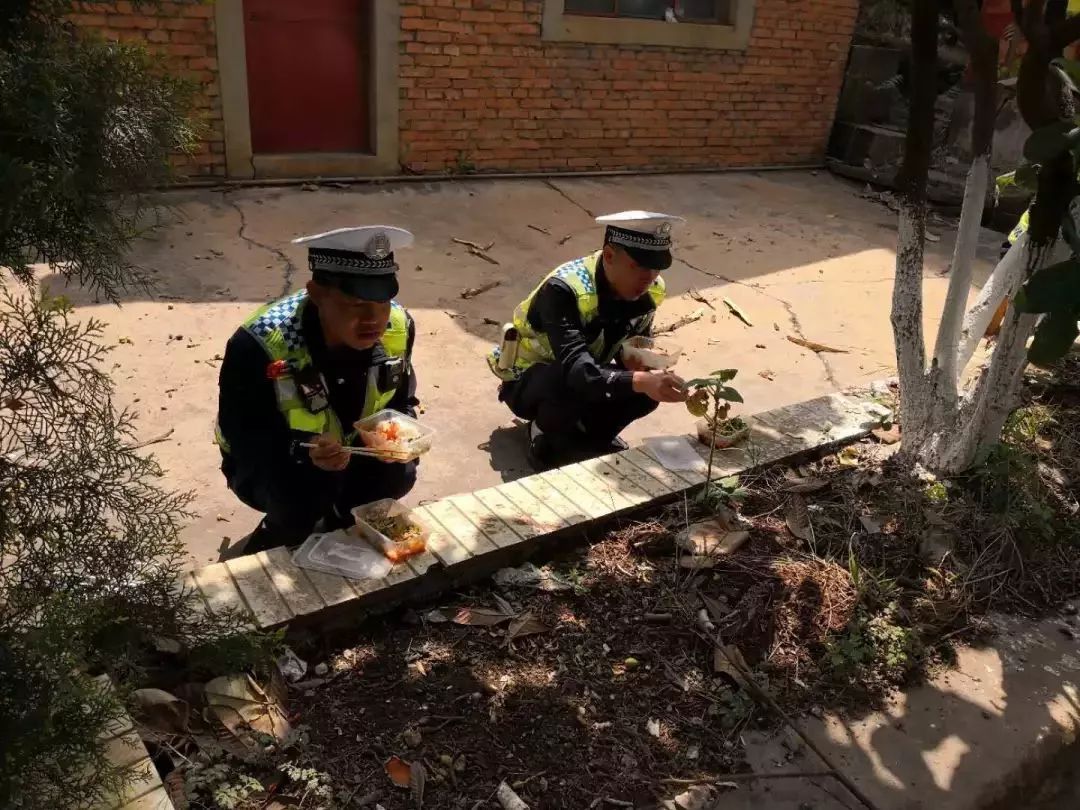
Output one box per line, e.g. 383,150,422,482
633,370,689,404
621,352,648,373
309,433,350,472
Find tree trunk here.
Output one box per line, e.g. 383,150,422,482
891,0,939,449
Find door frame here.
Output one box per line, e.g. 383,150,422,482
216,0,399,179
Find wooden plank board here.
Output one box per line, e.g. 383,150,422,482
449,493,525,549
423,499,500,557
620,447,690,493
102,728,148,770
413,505,474,567
473,486,545,540
107,759,162,809
406,549,441,576
595,453,673,498
257,547,326,617
561,462,639,510
638,441,708,486
117,785,174,810
191,562,253,624
224,554,293,627
494,480,570,533
537,468,612,519
579,456,656,504
291,561,361,607
514,474,591,525
382,562,416,587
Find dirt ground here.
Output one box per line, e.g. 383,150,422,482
49,170,1004,566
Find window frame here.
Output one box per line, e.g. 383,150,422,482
563,1,732,26
542,0,756,50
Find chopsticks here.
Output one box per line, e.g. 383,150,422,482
298,443,412,460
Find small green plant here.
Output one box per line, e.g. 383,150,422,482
1003,404,1055,445
685,369,744,491
822,605,920,688
183,728,337,810
451,150,476,175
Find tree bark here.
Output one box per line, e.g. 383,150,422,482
891,0,940,446
933,1,999,400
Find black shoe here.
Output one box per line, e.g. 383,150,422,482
591,435,628,455
526,423,559,472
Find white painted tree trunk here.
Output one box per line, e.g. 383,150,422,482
893,155,1053,475
933,155,990,399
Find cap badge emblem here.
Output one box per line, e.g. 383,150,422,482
366,232,391,259
657,222,672,236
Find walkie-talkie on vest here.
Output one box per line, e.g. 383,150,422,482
497,324,519,371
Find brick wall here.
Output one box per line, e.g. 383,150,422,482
68,0,857,179
398,0,859,173
70,1,224,178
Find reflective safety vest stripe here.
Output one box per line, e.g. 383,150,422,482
215,290,410,453
1008,209,1029,245
486,250,665,381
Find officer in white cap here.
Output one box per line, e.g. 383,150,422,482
216,226,419,554
487,211,689,470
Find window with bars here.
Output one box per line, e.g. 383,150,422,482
564,0,733,25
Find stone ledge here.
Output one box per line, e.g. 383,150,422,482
183,391,881,632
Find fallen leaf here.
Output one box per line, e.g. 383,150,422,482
424,609,449,624
758,369,775,381
410,760,427,808
678,556,717,569
723,297,753,327
700,593,730,626
837,446,861,467
859,514,883,535
204,673,290,746
872,425,901,445
385,755,412,788
786,335,848,353
781,475,829,494
678,520,749,556
496,781,531,810
452,606,513,626
712,644,751,686
506,611,549,641
132,688,191,735
784,495,813,542
656,307,706,335
460,280,501,299
662,785,716,810
647,718,662,737
686,288,715,309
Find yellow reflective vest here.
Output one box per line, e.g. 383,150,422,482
215,290,410,453
486,250,665,382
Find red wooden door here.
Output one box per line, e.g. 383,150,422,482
243,0,371,154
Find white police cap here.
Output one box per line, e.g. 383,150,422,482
292,226,414,302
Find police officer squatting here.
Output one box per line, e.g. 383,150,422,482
488,211,691,471
215,226,419,554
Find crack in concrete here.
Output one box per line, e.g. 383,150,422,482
225,194,298,298
542,179,595,218
675,255,841,389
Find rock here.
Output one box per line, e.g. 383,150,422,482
403,728,422,748
314,662,329,677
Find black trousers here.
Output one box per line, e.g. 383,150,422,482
222,453,417,552
499,361,658,446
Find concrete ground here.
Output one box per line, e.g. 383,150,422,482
54,170,1001,567
716,606,1080,810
